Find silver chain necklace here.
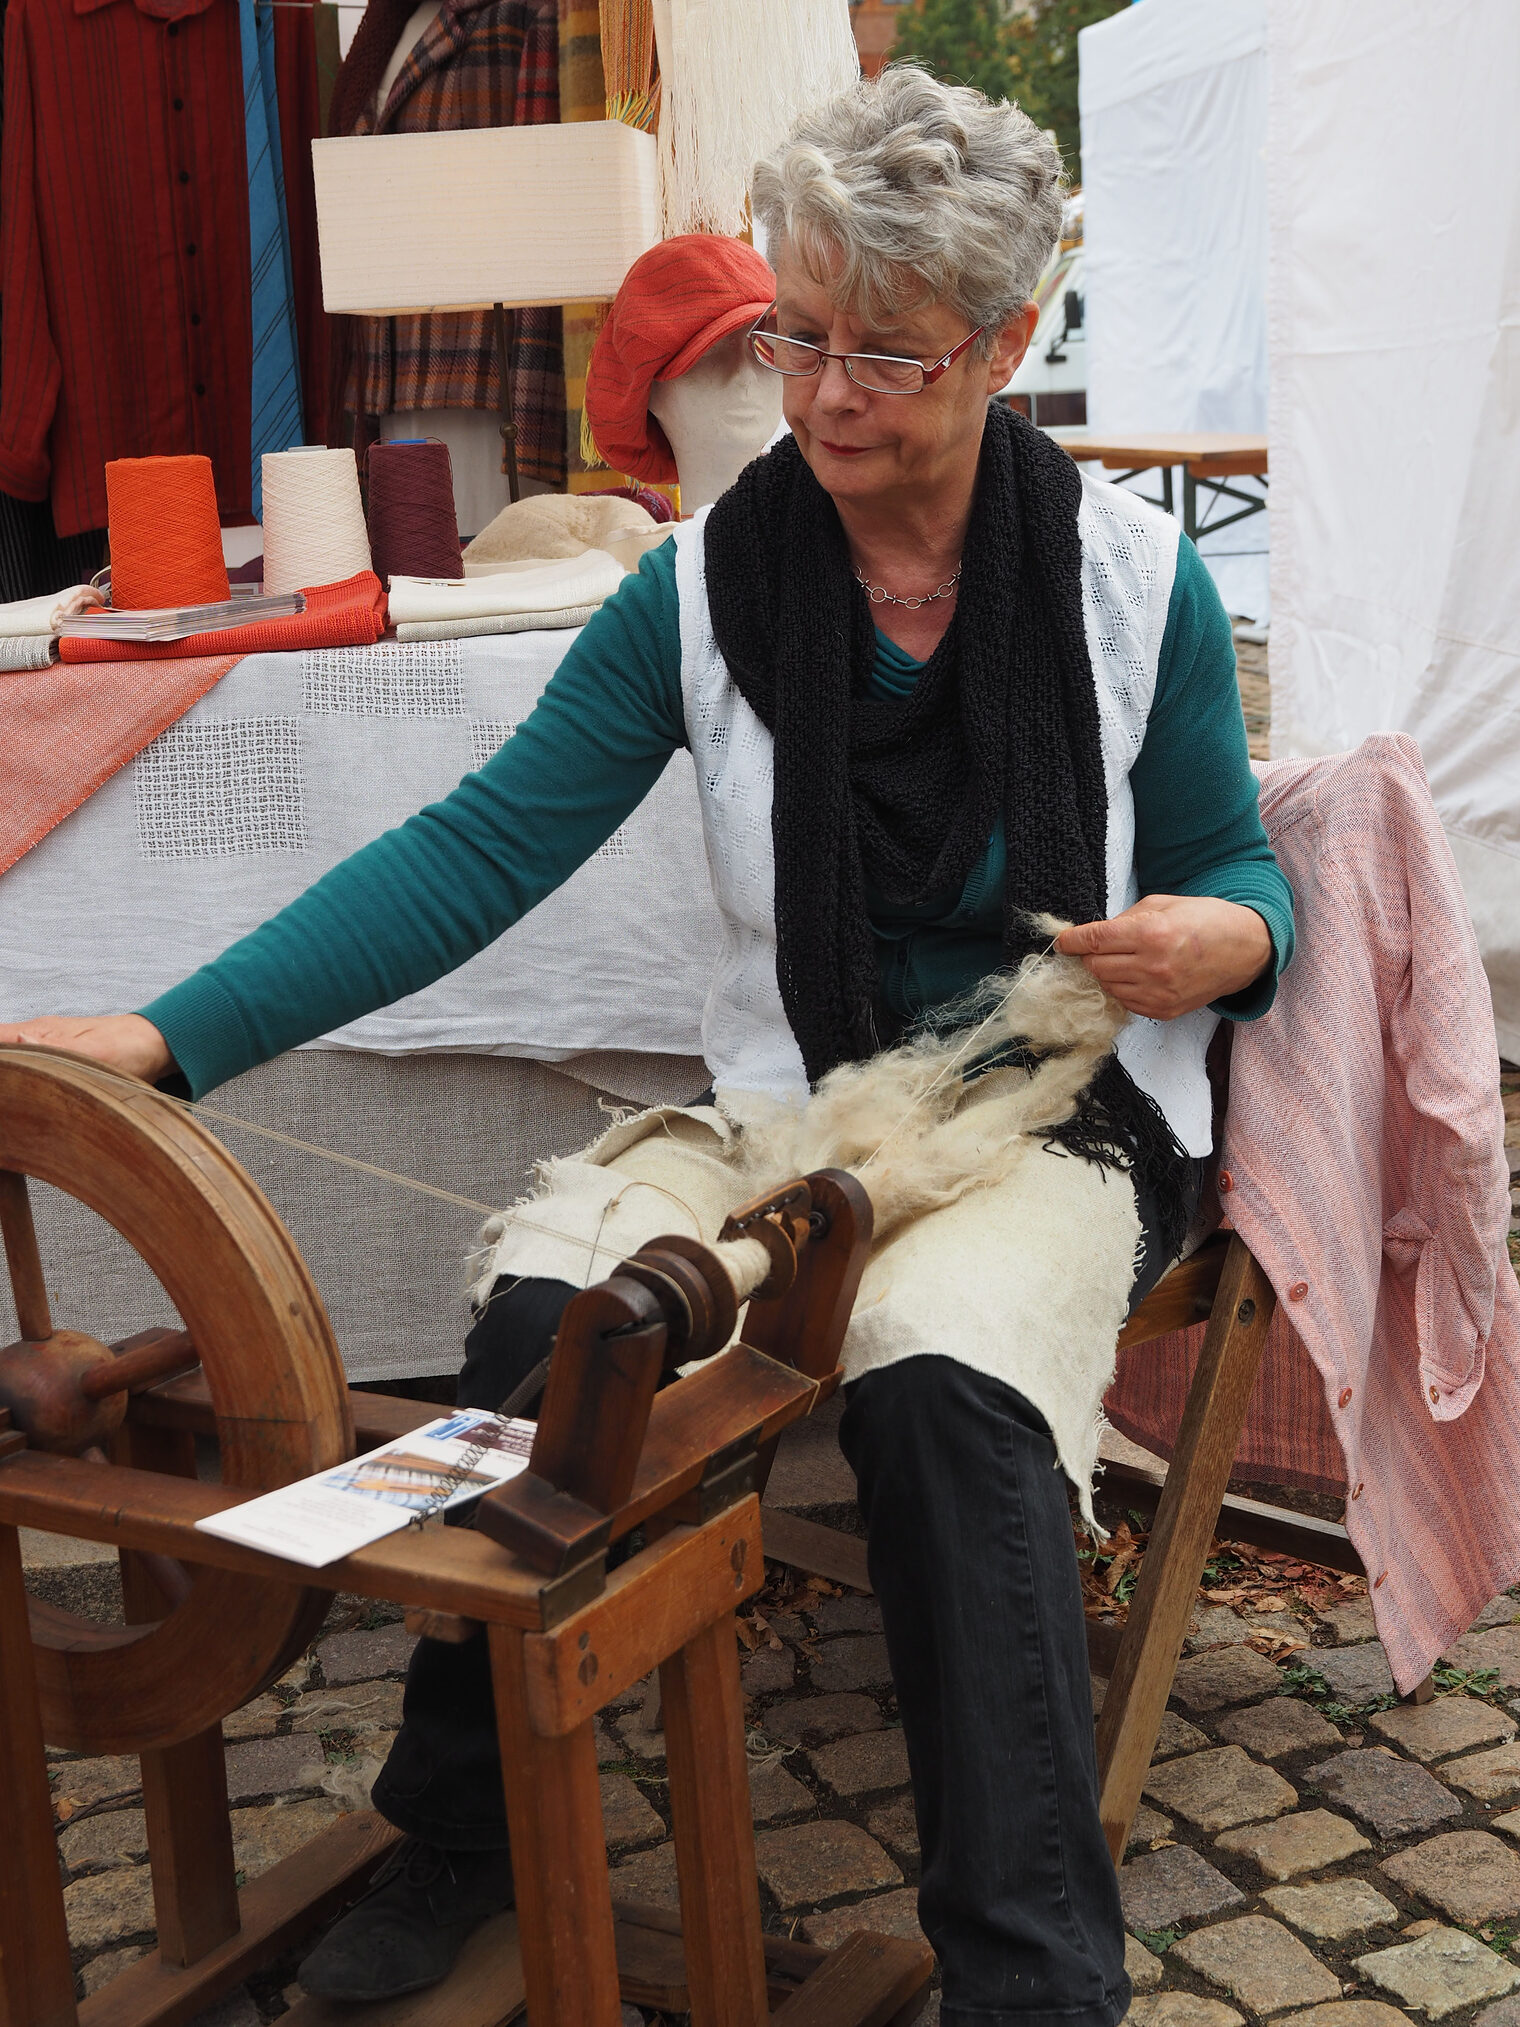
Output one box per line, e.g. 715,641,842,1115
853,563,962,611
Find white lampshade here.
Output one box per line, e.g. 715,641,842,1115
311,120,660,316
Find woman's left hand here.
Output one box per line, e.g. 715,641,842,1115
1056,895,1273,1021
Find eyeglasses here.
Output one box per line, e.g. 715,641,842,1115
747,304,987,395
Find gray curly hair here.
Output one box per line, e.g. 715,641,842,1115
751,65,1064,354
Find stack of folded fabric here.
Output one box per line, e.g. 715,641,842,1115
388,551,627,642
0,584,104,671
58,572,388,662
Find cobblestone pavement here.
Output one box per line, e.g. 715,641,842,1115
36,1510,1520,2027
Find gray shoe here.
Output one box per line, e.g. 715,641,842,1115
298,1836,513,2001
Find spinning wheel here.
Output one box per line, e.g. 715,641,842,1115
0,1045,930,2027
0,1045,351,1753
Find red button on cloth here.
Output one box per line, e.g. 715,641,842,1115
1289,1281,1308,1302
1339,1388,1354,1408
1217,1170,1234,1193
1374,1571,1387,1589
1430,1385,1440,1404
1352,1483,1364,1499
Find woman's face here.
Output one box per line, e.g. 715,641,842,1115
770,248,1035,513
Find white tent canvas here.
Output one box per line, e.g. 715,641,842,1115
1268,0,1520,1055
1078,0,1269,620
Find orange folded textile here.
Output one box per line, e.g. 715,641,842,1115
58,572,388,662
0,655,240,876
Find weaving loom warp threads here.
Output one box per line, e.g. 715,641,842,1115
365,440,463,587
104,457,229,610
261,448,372,595
651,0,860,236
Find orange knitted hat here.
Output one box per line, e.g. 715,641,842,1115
585,235,777,483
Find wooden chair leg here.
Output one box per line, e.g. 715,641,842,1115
1095,1235,1277,1865
489,1623,623,2027
117,1424,240,1967
0,1521,78,2027
660,1618,770,2027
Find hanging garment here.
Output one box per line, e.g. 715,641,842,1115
0,0,105,593
325,0,566,488
272,0,329,445
240,0,304,516
0,0,255,536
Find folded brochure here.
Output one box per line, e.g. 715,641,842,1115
195,1411,536,1567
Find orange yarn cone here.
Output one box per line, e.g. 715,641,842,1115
106,456,230,609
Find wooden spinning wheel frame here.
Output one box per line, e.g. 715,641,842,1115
0,1043,933,2027
0,1044,352,1750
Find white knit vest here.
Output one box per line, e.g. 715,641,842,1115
675,470,1220,1157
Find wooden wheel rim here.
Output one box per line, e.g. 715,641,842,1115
0,1046,353,1752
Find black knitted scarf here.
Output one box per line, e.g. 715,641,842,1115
704,399,1192,1258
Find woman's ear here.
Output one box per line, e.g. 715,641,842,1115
985,303,1040,393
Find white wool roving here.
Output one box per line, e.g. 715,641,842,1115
733,936,1129,1243
651,0,860,237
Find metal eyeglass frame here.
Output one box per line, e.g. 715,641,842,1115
747,304,987,395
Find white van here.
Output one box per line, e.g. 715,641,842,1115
1001,194,1085,428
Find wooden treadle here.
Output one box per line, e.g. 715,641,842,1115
245,1890,924,2027
280,1913,526,2027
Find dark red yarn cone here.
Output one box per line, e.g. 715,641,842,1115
365,439,463,586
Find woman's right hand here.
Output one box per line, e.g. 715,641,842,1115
0,1013,174,1083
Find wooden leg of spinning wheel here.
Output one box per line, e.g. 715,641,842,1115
660,1619,769,2027
488,1623,621,2027
0,1521,78,2027
117,1426,240,1966
1094,1236,1275,1866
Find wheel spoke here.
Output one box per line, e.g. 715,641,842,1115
0,1170,52,1342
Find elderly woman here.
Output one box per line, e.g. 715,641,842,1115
7,67,1291,2027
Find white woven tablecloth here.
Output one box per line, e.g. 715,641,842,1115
0,632,720,1059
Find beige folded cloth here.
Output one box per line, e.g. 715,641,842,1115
462,492,669,575
395,604,600,642
387,552,625,627
0,635,57,672
0,584,102,637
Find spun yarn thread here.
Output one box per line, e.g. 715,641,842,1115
261,447,372,595
105,456,229,610
365,440,463,587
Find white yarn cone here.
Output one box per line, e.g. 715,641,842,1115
261,447,373,594
652,0,860,237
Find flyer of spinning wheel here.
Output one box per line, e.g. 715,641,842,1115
194,1411,537,1566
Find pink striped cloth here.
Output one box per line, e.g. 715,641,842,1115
1105,734,1520,1691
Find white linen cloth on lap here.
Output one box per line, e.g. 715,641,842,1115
471,1096,1140,1524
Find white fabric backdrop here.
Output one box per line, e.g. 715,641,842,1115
1267,0,1520,1057
1078,0,1270,621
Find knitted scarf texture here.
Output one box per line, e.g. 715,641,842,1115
704,399,1192,1256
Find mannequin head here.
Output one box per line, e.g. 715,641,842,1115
585,234,779,508
645,328,783,511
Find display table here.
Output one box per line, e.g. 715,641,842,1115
1045,427,1268,546
0,632,716,1378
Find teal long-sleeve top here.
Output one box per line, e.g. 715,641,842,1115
141,533,1294,1100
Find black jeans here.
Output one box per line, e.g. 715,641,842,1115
371,1163,1197,2025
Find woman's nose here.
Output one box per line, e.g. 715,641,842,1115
813,354,864,410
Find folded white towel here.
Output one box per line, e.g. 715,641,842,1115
386,551,625,626
0,583,103,637
395,605,600,642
